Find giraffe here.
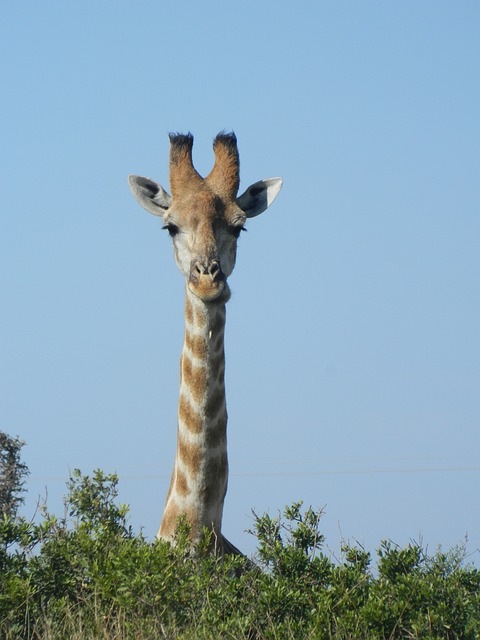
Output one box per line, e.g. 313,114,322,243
128,132,282,554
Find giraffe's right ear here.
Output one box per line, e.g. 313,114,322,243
128,175,172,217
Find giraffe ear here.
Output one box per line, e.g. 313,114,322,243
128,175,172,217
236,177,283,218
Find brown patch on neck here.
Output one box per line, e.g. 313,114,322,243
159,502,199,540
175,468,190,496
178,393,202,433
181,354,207,404
185,331,208,360
178,435,202,474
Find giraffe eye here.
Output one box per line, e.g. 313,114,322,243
162,224,179,237
230,226,247,239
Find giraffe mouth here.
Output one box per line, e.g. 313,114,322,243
188,279,231,304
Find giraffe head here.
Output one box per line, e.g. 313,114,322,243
128,132,282,303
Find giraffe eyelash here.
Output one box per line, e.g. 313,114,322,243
230,226,247,239
162,224,179,237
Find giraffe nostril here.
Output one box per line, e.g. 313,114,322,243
209,260,221,279
191,259,222,280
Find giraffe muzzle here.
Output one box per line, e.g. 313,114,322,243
188,258,227,302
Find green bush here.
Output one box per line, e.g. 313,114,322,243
0,432,29,519
1,470,479,639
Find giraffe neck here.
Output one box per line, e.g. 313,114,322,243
158,285,228,546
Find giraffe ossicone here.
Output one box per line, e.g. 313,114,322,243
129,132,282,554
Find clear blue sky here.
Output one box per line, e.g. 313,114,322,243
1,1,479,558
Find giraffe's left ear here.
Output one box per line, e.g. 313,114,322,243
128,175,172,217
236,177,283,218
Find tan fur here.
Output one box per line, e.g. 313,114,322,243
169,135,203,199
181,354,207,403
169,133,240,203
177,435,202,475
175,468,190,496
159,502,199,539
164,471,174,504
185,332,208,360
193,304,207,328
206,137,240,199
129,132,282,554
178,393,203,434
185,296,193,325
160,136,237,546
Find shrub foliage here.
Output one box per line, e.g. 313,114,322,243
1,469,479,639
0,432,29,519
